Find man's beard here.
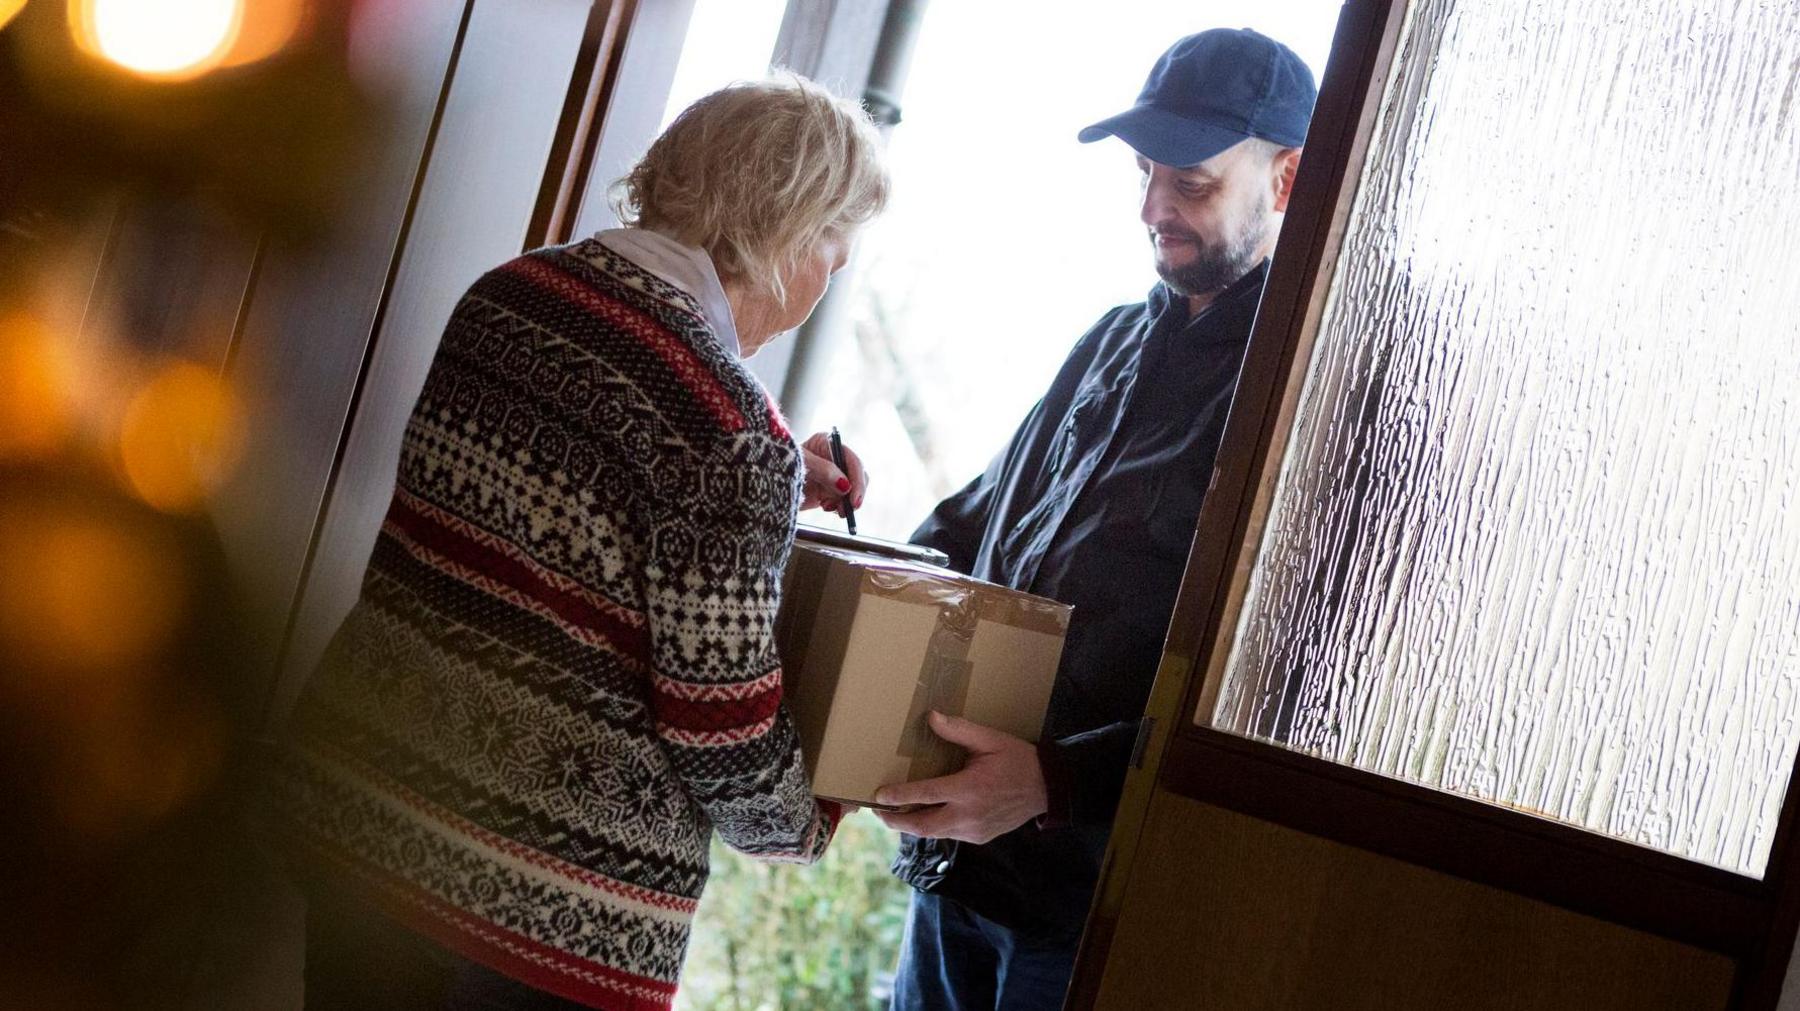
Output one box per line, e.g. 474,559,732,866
1153,194,1272,298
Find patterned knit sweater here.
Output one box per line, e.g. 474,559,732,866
271,238,841,1009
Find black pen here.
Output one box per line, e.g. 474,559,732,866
828,427,857,536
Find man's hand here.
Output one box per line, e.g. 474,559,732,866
798,431,868,516
872,712,1047,844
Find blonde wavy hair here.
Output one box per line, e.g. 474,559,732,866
612,74,890,303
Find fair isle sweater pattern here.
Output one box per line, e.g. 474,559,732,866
273,239,841,1010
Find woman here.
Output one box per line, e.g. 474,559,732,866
272,75,887,1010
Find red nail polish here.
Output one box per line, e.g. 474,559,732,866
835,478,851,493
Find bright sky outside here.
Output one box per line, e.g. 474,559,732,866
661,0,1342,540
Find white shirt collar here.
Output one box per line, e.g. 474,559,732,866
594,227,740,357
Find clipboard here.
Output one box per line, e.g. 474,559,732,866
794,524,951,568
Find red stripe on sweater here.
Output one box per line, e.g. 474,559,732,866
320,740,699,915
764,389,792,440
656,713,779,747
298,834,679,1010
427,900,678,1010
383,492,652,663
503,257,747,432
651,679,783,733
652,667,782,702
397,489,647,632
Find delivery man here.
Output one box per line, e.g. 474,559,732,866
873,29,1318,1009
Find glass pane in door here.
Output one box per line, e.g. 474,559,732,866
1208,0,1800,876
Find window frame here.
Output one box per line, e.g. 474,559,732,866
1070,1,1800,1006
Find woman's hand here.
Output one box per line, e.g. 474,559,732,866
799,431,868,516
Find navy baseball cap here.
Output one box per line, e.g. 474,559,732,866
1079,28,1318,167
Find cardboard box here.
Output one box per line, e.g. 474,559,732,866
776,540,1071,807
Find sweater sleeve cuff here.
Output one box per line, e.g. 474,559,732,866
805,798,845,861
1034,738,1074,831
818,798,846,841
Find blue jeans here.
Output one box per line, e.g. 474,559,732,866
889,891,1079,1011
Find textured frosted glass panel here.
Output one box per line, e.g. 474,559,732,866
1213,0,1800,876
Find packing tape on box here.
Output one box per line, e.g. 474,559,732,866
855,558,1072,779
854,560,1072,639
797,546,1072,780
897,590,978,780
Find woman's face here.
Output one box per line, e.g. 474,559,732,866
736,233,853,356
781,233,852,330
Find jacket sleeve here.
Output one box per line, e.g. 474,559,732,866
639,436,839,863
910,307,1126,572
909,471,995,574
1036,721,1140,828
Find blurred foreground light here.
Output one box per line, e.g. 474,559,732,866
0,314,76,462
59,683,228,838
218,0,303,68
69,0,244,80
118,361,245,512
0,506,186,672
0,0,25,32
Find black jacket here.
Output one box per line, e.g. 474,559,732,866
892,262,1268,940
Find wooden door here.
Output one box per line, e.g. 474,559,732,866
1068,2,1800,1007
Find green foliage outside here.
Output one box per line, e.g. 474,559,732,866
676,814,911,1011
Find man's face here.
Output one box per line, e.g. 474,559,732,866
1137,140,1283,298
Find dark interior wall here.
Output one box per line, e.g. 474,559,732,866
33,4,623,1004
212,0,473,717
257,0,598,727
1090,792,1735,1010
75,199,260,370
63,1,608,730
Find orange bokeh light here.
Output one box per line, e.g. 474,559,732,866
117,361,245,513
55,681,227,839
66,0,306,80
68,0,243,81
0,506,187,673
0,314,76,462
218,0,304,69
0,0,26,33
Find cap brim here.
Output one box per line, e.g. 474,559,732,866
1077,106,1248,168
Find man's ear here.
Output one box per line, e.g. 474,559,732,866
1272,147,1302,213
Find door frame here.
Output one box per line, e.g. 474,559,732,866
1067,1,1800,1006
